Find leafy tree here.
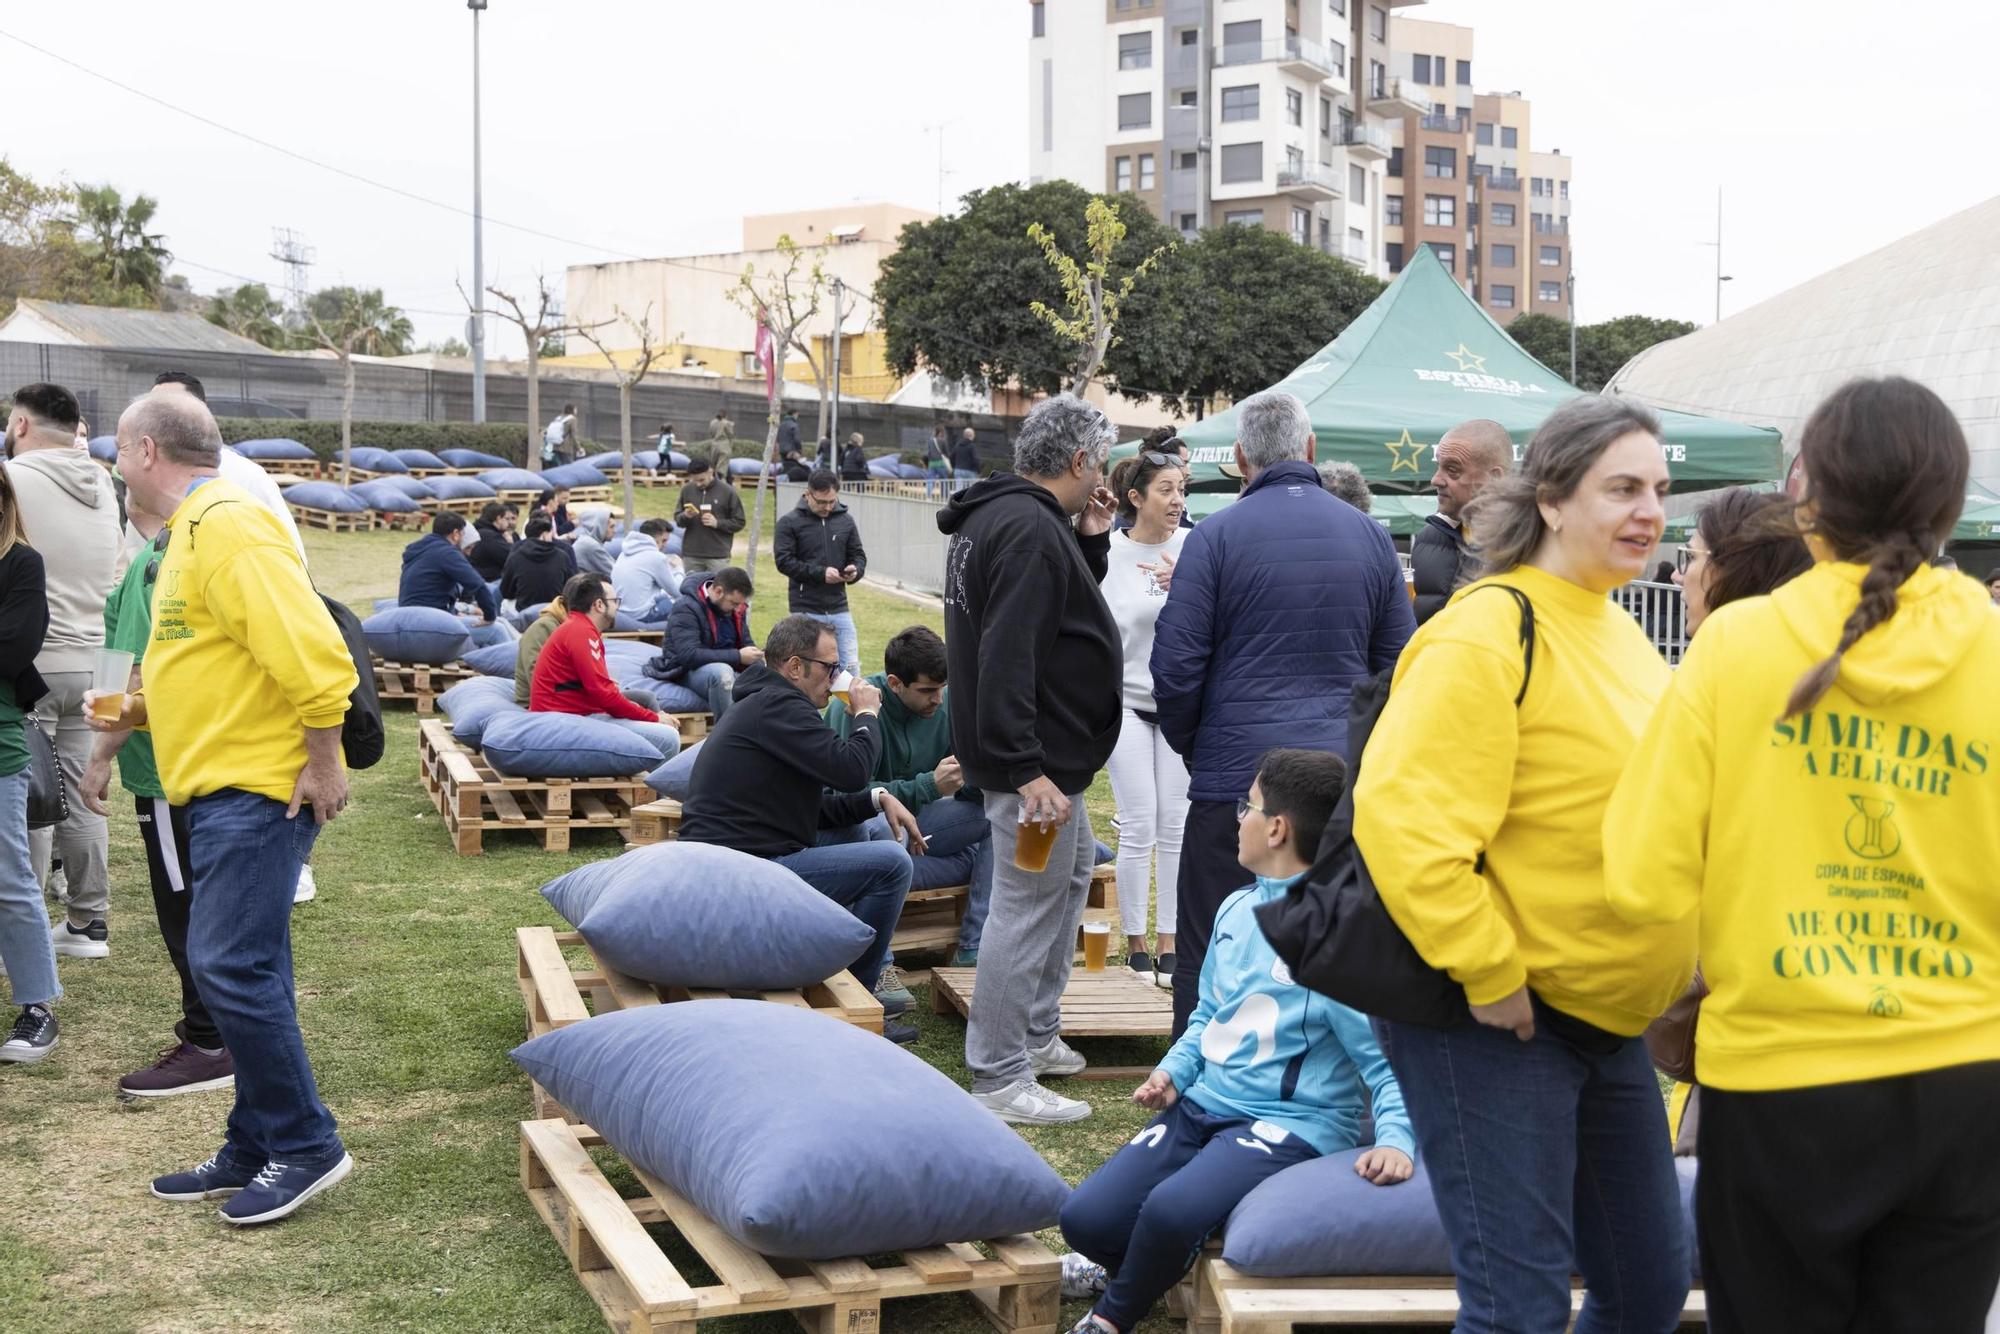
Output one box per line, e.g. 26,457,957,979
0,160,96,314
207,283,288,348
73,183,169,305
430,336,471,358
536,333,566,359
303,286,416,479
1027,196,1172,394
1504,311,1697,391
1502,312,1571,380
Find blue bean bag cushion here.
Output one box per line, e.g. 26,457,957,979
578,451,624,470
510,1000,1071,1258
461,641,519,677
896,463,928,480
667,450,692,472
380,474,437,500
233,437,317,461
479,711,658,778
867,456,900,477
478,467,554,494
725,457,766,477
426,474,497,501
372,597,400,613
542,461,609,488
362,606,473,666
438,448,512,469
87,434,118,462
349,480,422,513
645,739,701,800
630,450,662,472
284,481,368,513
437,675,522,745
538,841,876,990
342,446,409,474
1220,1150,1699,1280
392,448,449,470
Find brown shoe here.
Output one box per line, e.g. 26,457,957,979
118,1041,234,1099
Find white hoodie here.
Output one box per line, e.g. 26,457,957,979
7,445,119,674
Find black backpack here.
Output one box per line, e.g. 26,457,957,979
1255,583,1534,1028
319,594,385,770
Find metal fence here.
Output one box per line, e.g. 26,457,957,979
1613,580,1690,664
777,481,950,599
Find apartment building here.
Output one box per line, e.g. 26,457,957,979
1027,0,1431,280
1382,16,1574,325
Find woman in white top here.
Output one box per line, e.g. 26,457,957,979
1100,449,1191,987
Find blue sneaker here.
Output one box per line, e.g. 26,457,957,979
217,1152,354,1226
151,1148,261,1202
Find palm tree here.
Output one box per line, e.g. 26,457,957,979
73,184,170,303
206,283,288,348
304,286,416,481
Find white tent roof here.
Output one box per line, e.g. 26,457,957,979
1606,195,2000,487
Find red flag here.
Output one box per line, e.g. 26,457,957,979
754,315,775,396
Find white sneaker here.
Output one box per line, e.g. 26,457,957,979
973,1078,1091,1125
1060,1250,1108,1299
1029,1035,1087,1078
293,865,317,905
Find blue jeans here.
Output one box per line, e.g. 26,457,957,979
683,661,738,721
1381,1000,1690,1334
953,469,978,484
800,610,860,678
1062,1096,1320,1330
467,619,518,648
861,795,993,952
773,836,912,991
0,766,60,1007
186,789,341,1165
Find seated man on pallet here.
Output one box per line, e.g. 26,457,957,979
825,626,993,970
501,515,575,617
642,566,759,722
398,512,514,647
679,615,924,1044
528,573,680,763
609,518,684,626
1056,749,1415,1334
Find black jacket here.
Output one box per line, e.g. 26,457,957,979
938,475,1120,795
0,544,50,716
774,496,867,613
679,663,882,857
949,437,981,473
467,521,513,582
1410,514,1470,625
500,536,576,608
648,573,752,681
777,418,802,453
674,477,746,560
839,443,869,481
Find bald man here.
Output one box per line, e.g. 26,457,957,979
1413,419,1512,623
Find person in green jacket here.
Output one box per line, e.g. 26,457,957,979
513,598,567,706
825,626,993,966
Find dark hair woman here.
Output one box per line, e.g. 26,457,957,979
1606,377,2000,1331
1674,486,1815,634
0,463,61,1063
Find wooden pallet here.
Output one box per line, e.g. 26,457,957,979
372,658,476,714
625,798,683,846
668,711,709,744
565,485,614,504
929,958,1172,1038
427,495,488,518
892,864,1117,957
494,488,552,507
373,509,429,531
257,457,321,479
602,628,666,646
418,718,652,854
287,501,372,532
520,1117,1061,1334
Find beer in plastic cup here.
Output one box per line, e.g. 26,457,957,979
1014,809,1059,872
1082,922,1110,971
829,669,853,710
91,647,134,722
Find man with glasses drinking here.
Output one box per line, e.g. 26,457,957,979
527,573,681,762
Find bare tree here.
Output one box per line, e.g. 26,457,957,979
728,236,827,572
572,305,665,531
305,287,413,486
468,273,603,472
1028,195,1172,394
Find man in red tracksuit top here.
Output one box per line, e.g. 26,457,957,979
528,572,682,762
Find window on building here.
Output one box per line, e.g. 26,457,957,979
1467,202,1479,226
1320,217,1332,250
1339,104,1355,137
1118,92,1151,130
1114,157,1133,192
1491,243,1515,268
1433,243,1455,272
1138,153,1156,190
1532,176,1551,197
1385,193,1403,225
1369,59,1387,97
1423,145,1457,178
1540,244,1562,266
1319,96,1334,136
1178,213,1198,236
1499,165,1517,181
1225,209,1264,227
1222,19,1261,55
1349,163,1367,204
1177,150,1198,170
1412,54,1432,83
1539,280,1562,302
1328,36,1345,68
1560,180,1570,200
1500,125,1518,149
1220,85,1259,122
1387,241,1404,272
1423,193,1456,226
1219,142,1263,183
1118,32,1152,69
1178,89,1197,107
1291,206,1311,245
1387,144,1403,177
1476,122,1494,146
1329,0,1346,14
1286,89,1304,126
1490,284,1515,309
1285,145,1305,176
1457,59,1472,85
1032,2,1045,38
1369,6,1387,42
1491,202,1515,226
1180,27,1198,45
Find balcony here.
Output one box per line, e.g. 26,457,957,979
1366,74,1428,115
1216,36,1335,80
1276,165,1344,200
1419,112,1468,133
1480,175,1523,193
1343,234,1370,265
1340,121,1392,160
1533,216,1570,235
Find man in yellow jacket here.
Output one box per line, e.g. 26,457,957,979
93,390,358,1228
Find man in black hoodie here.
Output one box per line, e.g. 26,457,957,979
500,515,576,611
773,470,867,677
467,502,517,583
936,393,1121,1125
679,614,926,1042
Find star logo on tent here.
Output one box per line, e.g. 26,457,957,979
1444,343,1487,373
1384,429,1430,474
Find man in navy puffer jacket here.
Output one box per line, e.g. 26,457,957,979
1150,389,1414,1035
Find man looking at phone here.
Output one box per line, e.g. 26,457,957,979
774,470,867,679
674,456,745,575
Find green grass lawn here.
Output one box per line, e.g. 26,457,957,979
0,490,1179,1333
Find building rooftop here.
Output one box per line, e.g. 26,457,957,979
0,298,273,354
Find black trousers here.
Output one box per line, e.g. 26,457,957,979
134,796,223,1050
1170,798,1246,1037
1698,1061,2000,1334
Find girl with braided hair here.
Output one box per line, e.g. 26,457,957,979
1606,376,2000,1333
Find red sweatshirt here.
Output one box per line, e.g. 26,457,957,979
530,612,659,722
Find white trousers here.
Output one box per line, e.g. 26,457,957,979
1105,707,1189,939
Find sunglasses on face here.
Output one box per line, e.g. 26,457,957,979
1139,451,1186,467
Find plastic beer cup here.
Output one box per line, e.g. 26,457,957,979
91,647,134,722
1081,921,1110,971
829,669,853,710
1015,808,1059,872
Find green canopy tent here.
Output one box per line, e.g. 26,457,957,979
1163,244,1783,496
1664,483,2000,546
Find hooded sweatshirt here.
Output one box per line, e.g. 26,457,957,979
398,532,499,622
7,446,118,674
501,535,575,608
825,673,958,811
1605,563,2000,1091
514,601,565,705
572,512,614,578
938,475,1120,795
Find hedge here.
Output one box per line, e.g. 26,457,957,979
213,419,602,467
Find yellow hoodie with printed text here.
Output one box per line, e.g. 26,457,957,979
1606,563,2000,1091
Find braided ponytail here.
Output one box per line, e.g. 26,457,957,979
1781,531,1927,717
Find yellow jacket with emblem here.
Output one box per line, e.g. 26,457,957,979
1605,563,2000,1091
145,479,357,806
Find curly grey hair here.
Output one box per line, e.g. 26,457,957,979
1237,390,1312,474
1318,460,1373,513
1013,394,1116,480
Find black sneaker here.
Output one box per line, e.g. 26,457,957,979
119,1040,235,1099
1153,952,1177,990
218,1153,354,1226
1128,950,1154,981
152,1148,262,1201
0,1005,57,1063
883,1020,920,1046
51,919,109,959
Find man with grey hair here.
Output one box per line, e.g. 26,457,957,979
1319,459,1374,514
1151,389,1415,1035
1415,418,1513,624
938,394,1121,1124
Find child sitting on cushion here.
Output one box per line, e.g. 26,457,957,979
1057,748,1415,1334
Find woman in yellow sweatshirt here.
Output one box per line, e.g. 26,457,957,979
1606,377,2000,1333
1355,395,1696,1333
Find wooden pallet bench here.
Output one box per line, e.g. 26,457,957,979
372,509,429,531
601,628,666,646
564,485,614,504
493,487,552,507
287,501,372,532
257,457,321,479
892,863,1117,957
929,959,1172,1040
624,798,682,846
520,1117,1062,1334
426,495,488,518
418,718,652,854
372,658,476,714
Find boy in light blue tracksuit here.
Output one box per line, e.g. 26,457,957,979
1059,749,1417,1334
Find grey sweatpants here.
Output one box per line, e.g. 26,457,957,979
966,790,1096,1092
29,671,111,927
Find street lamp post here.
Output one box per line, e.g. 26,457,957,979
1567,272,1578,386
468,0,488,424
1701,186,1733,325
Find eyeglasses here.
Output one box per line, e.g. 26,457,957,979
1674,544,1706,576
1235,798,1266,822
798,656,839,677
143,528,171,584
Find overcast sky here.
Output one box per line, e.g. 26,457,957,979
5,1,1995,355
